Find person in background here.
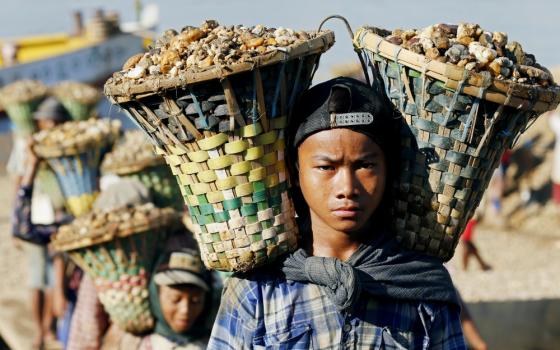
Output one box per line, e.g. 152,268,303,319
101,240,215,350
459,212,491,271
66,178,151,350
11,97,70,349
68,179,217,350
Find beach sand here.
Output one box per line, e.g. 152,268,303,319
0,133,35,350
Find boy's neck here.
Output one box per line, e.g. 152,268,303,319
307,218,365,261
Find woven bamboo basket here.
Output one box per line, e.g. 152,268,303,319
51,204,181,334
0,80,47,136
33,119,121,217
101,131,183,210
50,81,101,121
105,27,335,272
353,26,560,260
122,165,183,210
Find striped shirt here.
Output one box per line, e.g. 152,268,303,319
208,271,466,349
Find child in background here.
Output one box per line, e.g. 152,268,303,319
460,204,491,271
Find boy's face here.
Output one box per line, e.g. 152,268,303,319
297,128,387,234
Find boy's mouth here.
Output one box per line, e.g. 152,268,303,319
331,205,361,218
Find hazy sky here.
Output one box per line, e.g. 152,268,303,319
1,0,558,80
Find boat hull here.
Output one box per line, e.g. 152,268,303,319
0,34,144,86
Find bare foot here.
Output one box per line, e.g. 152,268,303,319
32,333,43,350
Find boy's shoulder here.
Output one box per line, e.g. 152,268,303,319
226,263,287,290
222,262,314,305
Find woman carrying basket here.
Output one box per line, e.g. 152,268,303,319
208,77,466,349
67,180,217,350
11,97,72,349
101,242,215,350
69,234,216,350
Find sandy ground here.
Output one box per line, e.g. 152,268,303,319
449,224,560,302
0,173,36,350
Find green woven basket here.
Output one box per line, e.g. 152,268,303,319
51,206,179,334
0,80,47,136
100,130,184,210
51,81,101,121
5,100,42,136
105,29,335,272
354,26,560,260
59,98,98,121
74,233,158,334
124,165,184,211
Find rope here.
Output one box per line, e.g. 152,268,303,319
443,70,470,126
393,46,404,111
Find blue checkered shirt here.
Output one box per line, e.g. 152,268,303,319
208,272,466,349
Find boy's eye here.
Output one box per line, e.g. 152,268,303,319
316,165,335,171
360,162,376,169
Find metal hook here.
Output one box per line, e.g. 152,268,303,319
317,15,370,85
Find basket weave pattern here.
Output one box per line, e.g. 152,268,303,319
45,148,102,217
69,233,157,334
53,209,178,334
105,31,334,270
355,28,560,260
122,165,184,211
33,119,120,217
128,57,317,271
160,115,297,271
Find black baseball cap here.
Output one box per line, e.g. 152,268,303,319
290,76,400,152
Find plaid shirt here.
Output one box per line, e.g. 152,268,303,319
208,271,465,350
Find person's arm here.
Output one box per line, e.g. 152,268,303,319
207,277,259,350
52,255,67,318
11,144,68,245
422,303,467,350
67,274,110,350
458,294,487,350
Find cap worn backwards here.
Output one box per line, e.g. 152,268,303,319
290,76,400,151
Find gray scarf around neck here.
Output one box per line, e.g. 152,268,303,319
281,230,459,311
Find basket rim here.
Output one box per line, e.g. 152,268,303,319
0,80,47,106
50,209,180,251
354,26,560,113
103,30,335,103
49,81,102,105
33,136,116,158
101,157,166,175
